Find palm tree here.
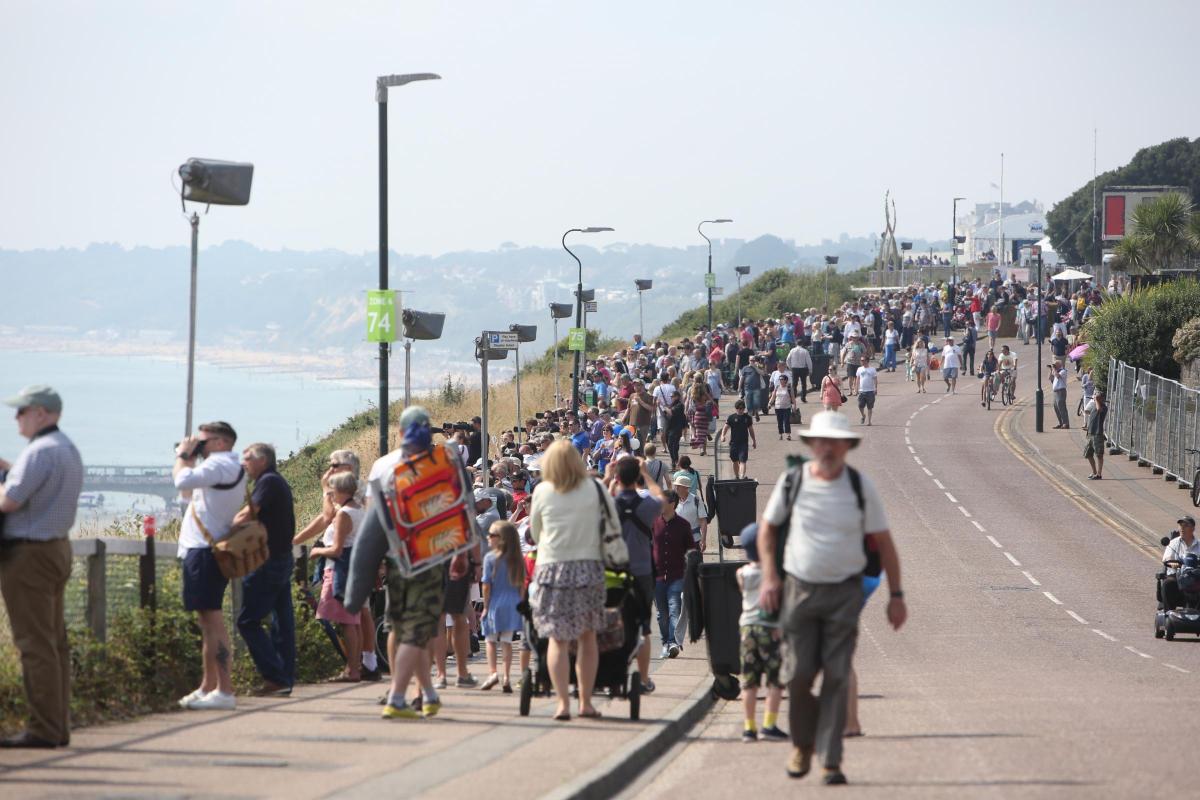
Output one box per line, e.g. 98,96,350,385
1112,235,1148,274
1129,192,1194,271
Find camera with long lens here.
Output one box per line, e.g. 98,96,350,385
174,439,207,460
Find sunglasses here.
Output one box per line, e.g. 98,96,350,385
16,407,31,417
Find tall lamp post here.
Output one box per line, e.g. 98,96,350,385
400,309,446,406
176,157,254,436
823,255,839,311
734,265,751,328
952,196,965,286
509,324,537,440
635,279,653,342
699,219,733,331
377,71,440,456
549,302,573,408
1033,246,1045,433
564,227,614,416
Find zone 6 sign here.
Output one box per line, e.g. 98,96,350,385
367,290,397,343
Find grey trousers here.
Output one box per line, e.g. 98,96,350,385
780,574,862,768
1054,388,1069,426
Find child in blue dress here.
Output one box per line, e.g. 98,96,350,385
480,520,525,692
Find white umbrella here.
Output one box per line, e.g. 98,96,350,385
1051,268,1092,281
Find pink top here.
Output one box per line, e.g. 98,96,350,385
986,311,1001,332
821,375,843,408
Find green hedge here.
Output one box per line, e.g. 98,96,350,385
1085,278,1200,389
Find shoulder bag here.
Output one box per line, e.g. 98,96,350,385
593,479,629,572
191,469,269,579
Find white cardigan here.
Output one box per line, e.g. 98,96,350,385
529,479,614,566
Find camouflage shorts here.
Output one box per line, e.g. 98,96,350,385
384,558,445,648
739,624,782,689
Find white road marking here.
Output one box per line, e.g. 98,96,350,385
1021,571,1041,586
907,446,915,453
905,420,912,427
944,492,958,503
1164,663,1191,674
985,535,1002,548
1043,592,1063,605
1124,645,1153,659
919,405,929,411
921,467,933,476
933,479,945,489
1092,629,1118,642
971,520,986,532
958,506,972,517
1066,610,1089,625
913,457,923,465
1003,552,1022,567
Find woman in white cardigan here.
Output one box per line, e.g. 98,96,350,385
529,440,616,720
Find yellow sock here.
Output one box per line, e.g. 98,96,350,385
764,712,778,729
744,719,757,732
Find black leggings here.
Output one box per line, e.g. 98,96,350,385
775,407,792,434
667,429,683,466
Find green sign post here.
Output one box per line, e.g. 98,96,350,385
567,327,587,351
366,290,396,343
704,272,717,288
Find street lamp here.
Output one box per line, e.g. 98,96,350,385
899,242,912,287
635,279,653,342
564,227,614,416
823,255,839,311
509,323,537,440
377,71,441,456
400,309,445,406
952,196,966,287
734,265,751,328
699,219,733,331
1033,246,1045,433
549,302,573,408
176,157,254,436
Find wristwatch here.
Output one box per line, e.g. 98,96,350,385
890,590,904,599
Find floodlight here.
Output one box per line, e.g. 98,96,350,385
900,242,913,251
582,227,614,233
824,256,839,265
735,265,751,276
178,158,254,206
549,302,573,319
401,309,445,340
635,279,653,291
509,324,537,343
577,288,596,302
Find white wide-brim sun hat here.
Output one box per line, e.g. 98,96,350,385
797,411,863,445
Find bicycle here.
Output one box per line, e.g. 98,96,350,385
1187,448,1200,508
1000,370,1015,406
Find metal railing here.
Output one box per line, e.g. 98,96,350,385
1105,357,1200,487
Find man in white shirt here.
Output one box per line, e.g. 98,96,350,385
1051,360,1070,429
842,316,862,343
173,421,246,711
1162,516,1200,609
855,358,879,426
940,337,962,394
786,343,814,404
757,411,905,785
653,376,679,447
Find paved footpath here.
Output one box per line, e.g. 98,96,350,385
627,337,1200,799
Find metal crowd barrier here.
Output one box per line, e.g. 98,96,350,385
1105,357,1200,488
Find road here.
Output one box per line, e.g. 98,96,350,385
632,345,1197,799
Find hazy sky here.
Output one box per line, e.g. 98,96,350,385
3,0,1198,255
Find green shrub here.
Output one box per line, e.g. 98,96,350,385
1085,278,1200,389
1173,317,1200,365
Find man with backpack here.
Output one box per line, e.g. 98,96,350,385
756,411,906,786
611,457,666,687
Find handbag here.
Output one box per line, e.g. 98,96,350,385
191,473,269,579
592,479,629,571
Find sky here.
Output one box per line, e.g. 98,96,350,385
2,0,1198,256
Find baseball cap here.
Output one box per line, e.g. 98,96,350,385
4,385,63,413
1178,515,1196,526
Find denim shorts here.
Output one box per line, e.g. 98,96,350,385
943,367,959,380
182,547,229,612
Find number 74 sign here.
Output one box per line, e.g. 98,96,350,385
366,290,397,343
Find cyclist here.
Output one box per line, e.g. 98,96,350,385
997,345,1018,397
978,349,999,407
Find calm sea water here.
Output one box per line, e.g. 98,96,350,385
1,349,376,467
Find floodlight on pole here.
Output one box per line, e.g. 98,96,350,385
509,324,537,439
176,158,254,437
635,279,653,341
564,227,614,416
475,335,509,489
734,265,750,327
823,255,838,311
400,309,445,407
699,219,733,331
377,70,441,456
952,196,966,286
549,302,573,407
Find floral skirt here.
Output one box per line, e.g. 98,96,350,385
530,560,605,642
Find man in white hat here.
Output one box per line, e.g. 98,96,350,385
757,411,906,785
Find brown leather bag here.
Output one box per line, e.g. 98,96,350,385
191,475,269,579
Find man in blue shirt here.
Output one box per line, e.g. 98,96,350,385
568,417,592,454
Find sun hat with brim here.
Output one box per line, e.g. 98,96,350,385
797,411,863,444
672,475,692,488
5,385,62,413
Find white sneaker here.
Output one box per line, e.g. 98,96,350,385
178,688,208,709
187,691,236,710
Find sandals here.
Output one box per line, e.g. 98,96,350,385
554,711,571,721
330,673,361,683
579,709,602,719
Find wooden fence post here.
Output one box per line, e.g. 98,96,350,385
85,539,107,643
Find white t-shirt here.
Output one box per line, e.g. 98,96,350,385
856,366,878,393
1163,535,1200,575
911,347,929,368
175,450,246,555
653,382,678,410
762,463,888,583
323,504,364,548
773,384,793,409
884,328,898,346
941,345,962,370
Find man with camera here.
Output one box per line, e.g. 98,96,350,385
0,385,83,748
173,421,245,710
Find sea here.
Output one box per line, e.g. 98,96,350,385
1,349,381,527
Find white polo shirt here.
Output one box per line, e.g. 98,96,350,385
175,450,246,555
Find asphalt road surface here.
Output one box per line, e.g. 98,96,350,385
632,353,1196,799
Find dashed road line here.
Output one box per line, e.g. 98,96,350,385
1164,663,1191,674
1021,571,1041,586
933,479,945,489
944,492,958,503
986,535,1002,548
1003,552,1022,567
1043,591,1063,605
904,436,911,445
919,405,929,411
958,506,972,517
921,467,932,476
971,520,986,532
1092,629,1118,642
913,456,923,465
1066,610,1089,625
907,446,916,454
1124,645,1153,659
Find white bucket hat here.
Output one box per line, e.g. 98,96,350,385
797,411,863,445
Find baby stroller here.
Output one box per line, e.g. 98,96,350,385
1155,547,1200,641
518,571,649,720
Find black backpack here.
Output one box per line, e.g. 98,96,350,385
773,456,881,578
615,493,652,540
